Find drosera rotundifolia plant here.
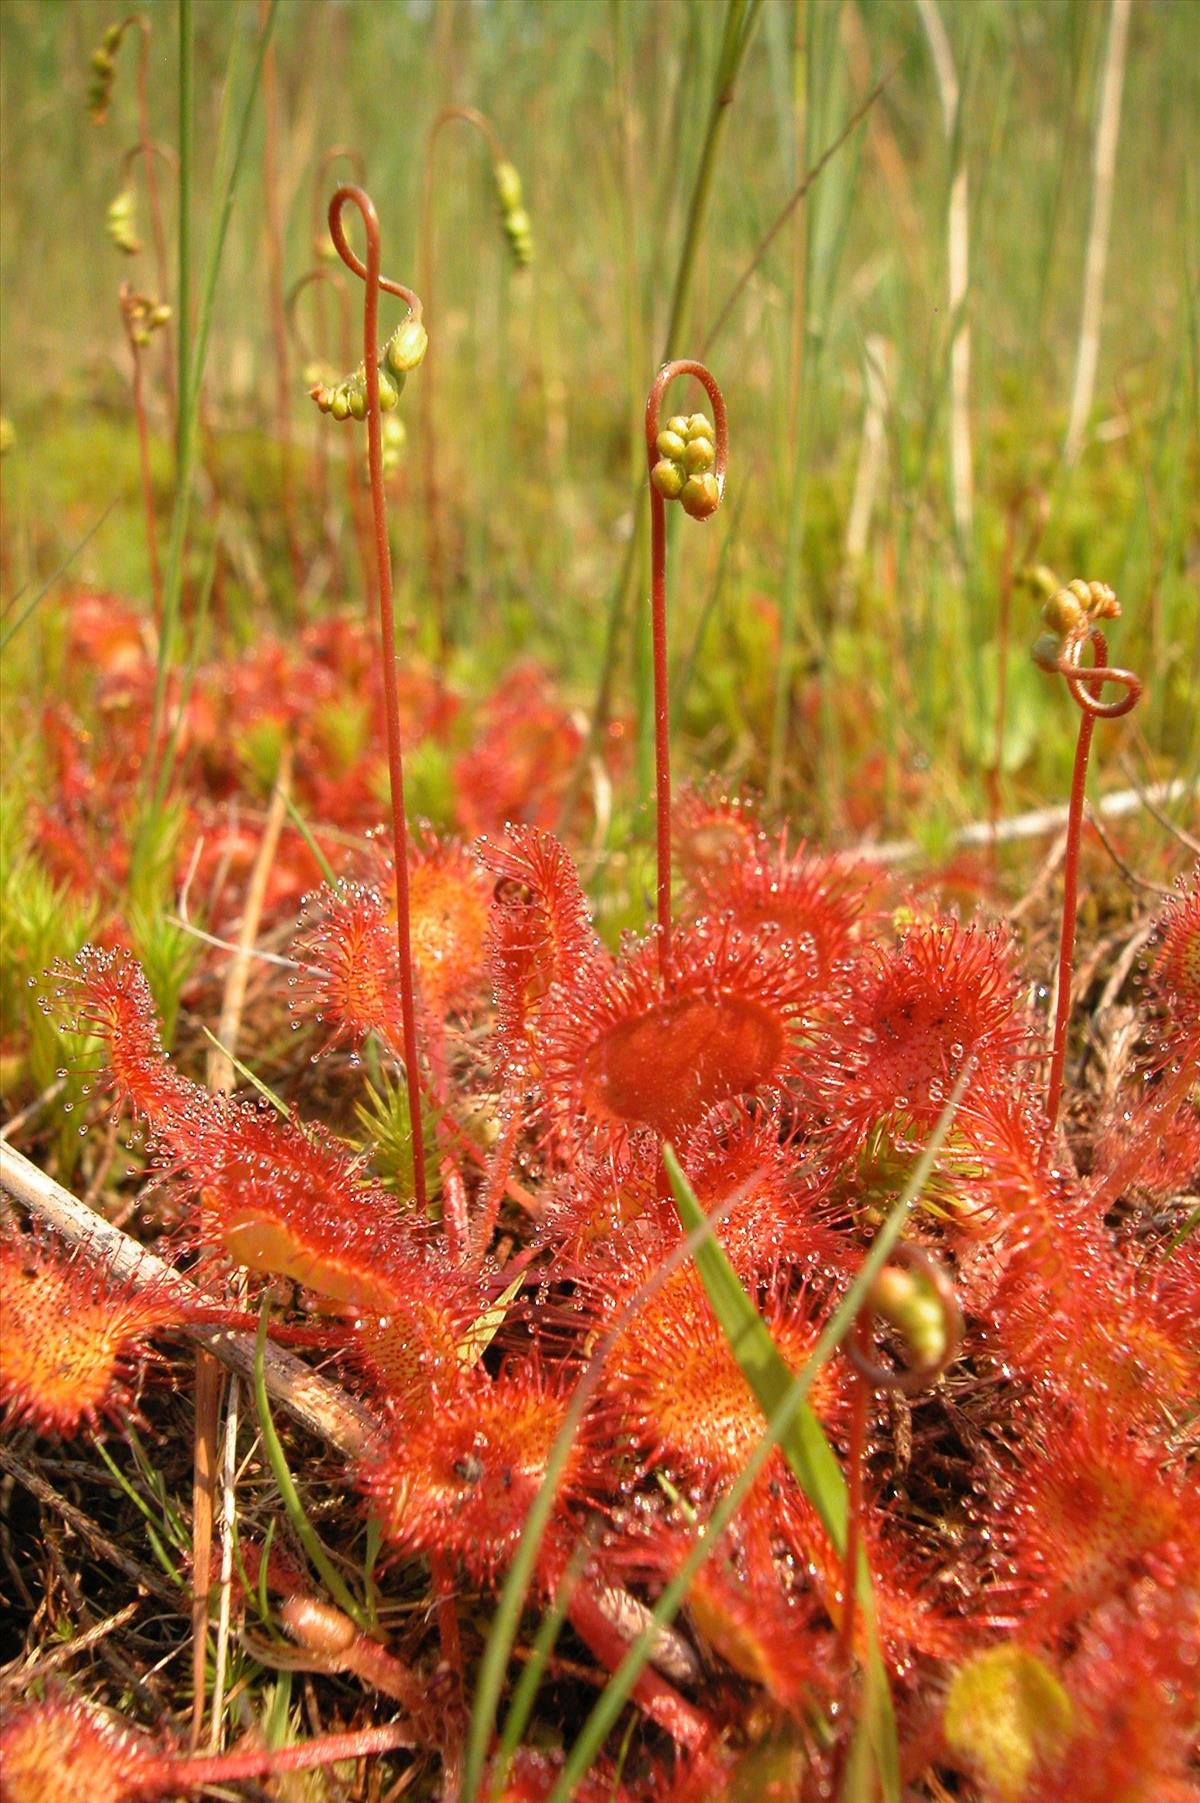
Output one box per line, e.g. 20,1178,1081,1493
4,209,1199,1794
2,17,1199,1795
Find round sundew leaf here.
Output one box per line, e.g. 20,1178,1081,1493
580,990,786,1137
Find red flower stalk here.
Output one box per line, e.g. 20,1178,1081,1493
1031,582,1142,1127
645,360,729,973
326,183,429,1210
543,915,819,1145
0,1690,413,1803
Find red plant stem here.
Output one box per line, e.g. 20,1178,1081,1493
418,107,510,669
1046,624,1141,1128
131,15,175,433
327,185,428,1212
165,1721,414,1789
565,1582,712,1754
260,0,303,593
429,1546,464,1674
644,360,728,977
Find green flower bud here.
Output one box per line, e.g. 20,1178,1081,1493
106,188,140,256
684,412,711,440
494,160,524,213
504,207,534,267
0,416,14,458
91,46,114,74
1041,589,1085,636
1031,632,1063,673
330,388,351,422
868,1266,947,1374
102,23,123,53
665,415,689,438
656,429,687,461
386,317,428,375
680,472,720,519
651,459,686,500
378,371,399,412
682,435,715,474
348,382,367,421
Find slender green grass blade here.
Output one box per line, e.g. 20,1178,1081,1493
252,1296,366,1628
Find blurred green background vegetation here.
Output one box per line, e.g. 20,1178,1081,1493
1,0,1197,847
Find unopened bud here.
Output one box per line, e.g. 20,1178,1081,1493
680,472,721,520
330,388,351,422
651,459,685,500
683,435,715,474
868,1265,947,1374
665,416,690,438
1041,588,1085,636
504,206,533,267
684,413,711,440
494,160,523,214
387,316,427,375
1031,632,1063,673
656,429,687,461
378,371,399,413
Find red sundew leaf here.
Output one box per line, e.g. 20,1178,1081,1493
999,1406,1200,1639
358,1362,584,1588
295,834,492,1054
543,917,819,1147
0,1691,163,1803
816,919,1031,1148
478,825,604,1088
0,1226,180,1438
1023,1564,1200,1803
57,944,202,1126
671,781,768,894
678,798,868,983
1150,864,1200,1036
589,1258,845,1500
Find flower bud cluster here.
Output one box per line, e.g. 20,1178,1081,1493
1031,578,1120,672
651,412,720,520
86,22,124,123
122,290,172,348
310,315,428,422
492,160,533,267
106,187,140,256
